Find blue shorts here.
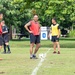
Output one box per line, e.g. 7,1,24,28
51,36,59,42
30,33,40,44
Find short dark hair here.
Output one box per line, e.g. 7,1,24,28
52,17,57,21
33,14,38,16
0,13,3,15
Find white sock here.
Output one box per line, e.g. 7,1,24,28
30,54,33,57
33,54,36,56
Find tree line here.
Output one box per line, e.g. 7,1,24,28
0,0,75,38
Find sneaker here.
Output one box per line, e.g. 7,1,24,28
30,57,33,59
53,51,57,54
7,51,11,54
33,55,38,59
58,51,60,54
2,51,6,54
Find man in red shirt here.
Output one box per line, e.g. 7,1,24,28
24,15,40,59
0,13,3,60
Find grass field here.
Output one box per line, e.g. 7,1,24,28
0,39,75,75
10,37,75,48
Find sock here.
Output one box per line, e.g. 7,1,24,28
7,45,10,52
4,44,6,53
30,54,33,57
33,54,36,57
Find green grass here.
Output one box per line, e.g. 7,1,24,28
0,48,75,75
0,39,75,75
10,38,75,48
0,48,47,75
37,48,75,75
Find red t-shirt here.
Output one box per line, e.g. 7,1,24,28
29,20,40,35
0,23,2,35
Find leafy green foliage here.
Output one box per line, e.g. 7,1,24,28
0,0,75,36
69,30,75,37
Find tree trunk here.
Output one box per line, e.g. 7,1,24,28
71,25,73,31
9,25,12,40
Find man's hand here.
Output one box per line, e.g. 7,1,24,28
29,31,33,33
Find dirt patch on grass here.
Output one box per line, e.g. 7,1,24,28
0,72,5,74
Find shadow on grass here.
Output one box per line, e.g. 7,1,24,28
11,37,75,41
60,38,75,41
10,37,75,48
11,38,30,41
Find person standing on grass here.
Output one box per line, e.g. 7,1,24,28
0,13,3,60
24,15,40,59
49,18,60,54
1,21,11,54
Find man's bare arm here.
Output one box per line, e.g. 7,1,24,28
24,22,32,33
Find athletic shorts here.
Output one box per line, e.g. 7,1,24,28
30,33,40,44
2,34,9,43
51,36,59,42
0,35,3,46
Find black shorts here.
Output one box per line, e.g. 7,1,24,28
0,35,3,46
2,34,9,43
51,36,59,42
30,33,40,44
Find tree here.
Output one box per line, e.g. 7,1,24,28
0,0,75,39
